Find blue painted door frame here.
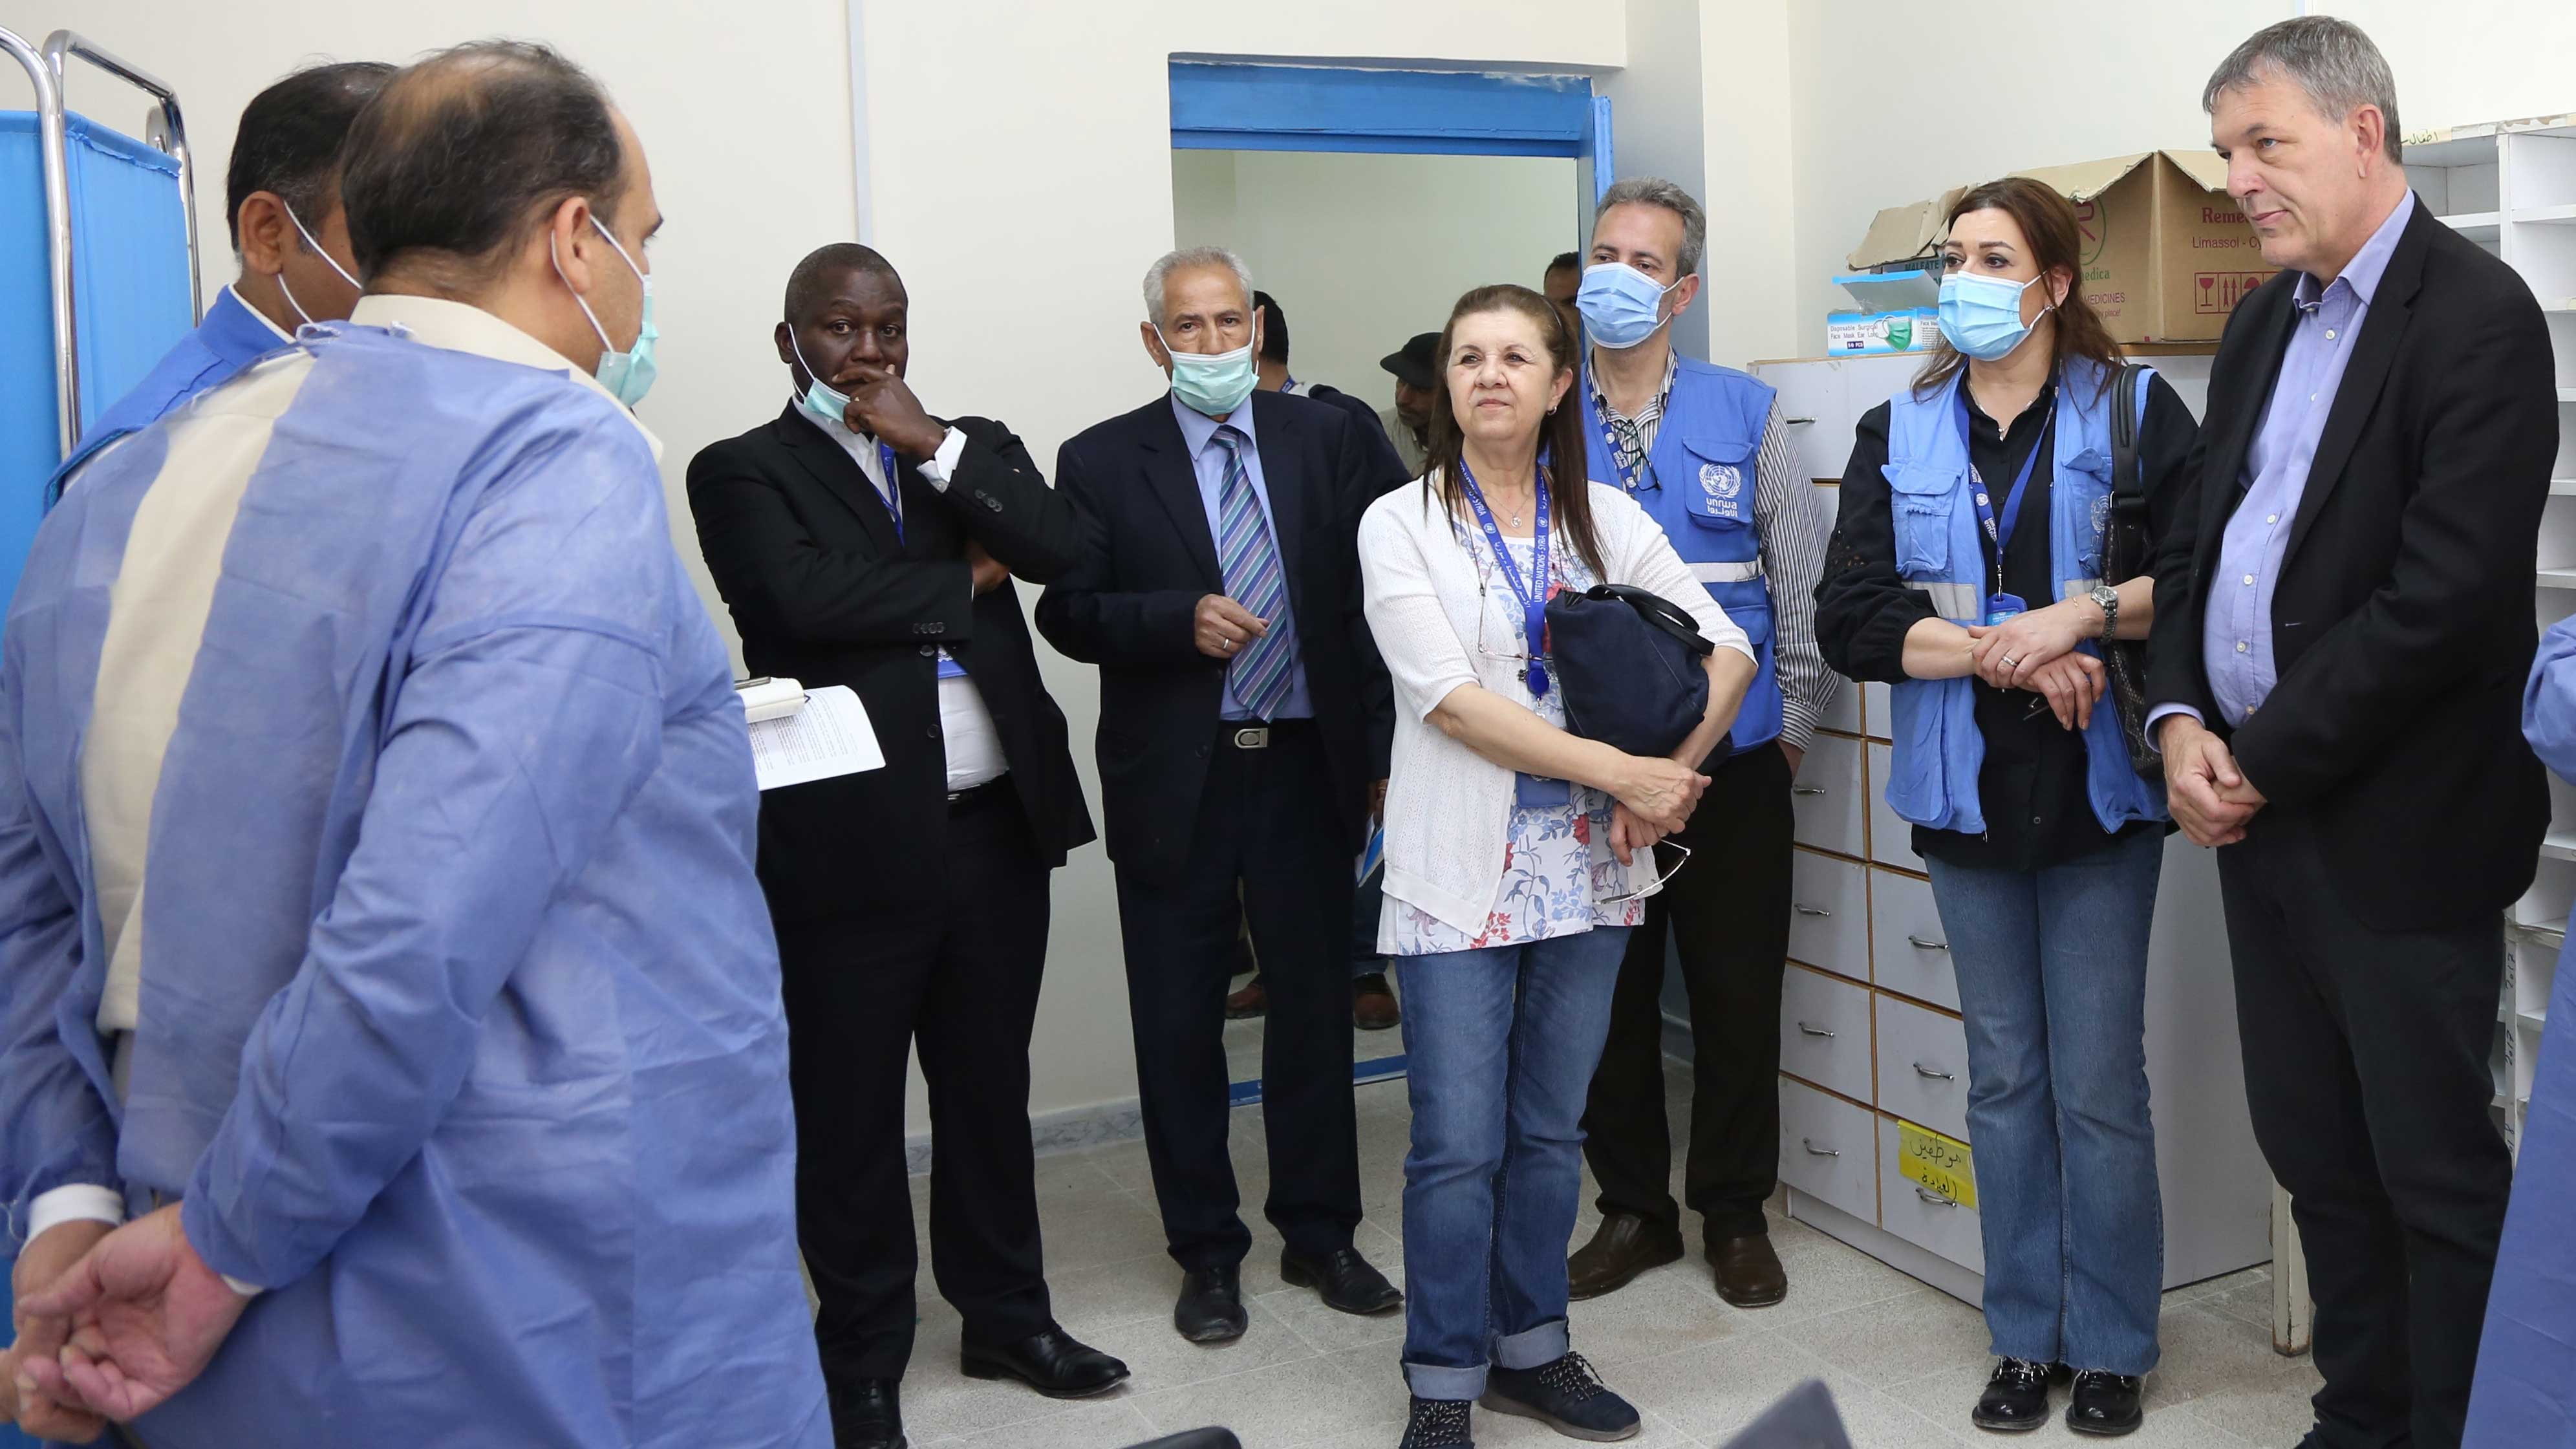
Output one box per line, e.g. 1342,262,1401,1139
1170,61,1611,200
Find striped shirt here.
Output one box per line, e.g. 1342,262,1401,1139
1591,357,1838,751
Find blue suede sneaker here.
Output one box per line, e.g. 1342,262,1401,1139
1398,1395,1475,1448
1478,1352,1642,1442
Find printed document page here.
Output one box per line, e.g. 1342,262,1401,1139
749,685,885,790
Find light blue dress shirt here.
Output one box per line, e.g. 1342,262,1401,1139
1170,394,1313,720
2152,193,2416,736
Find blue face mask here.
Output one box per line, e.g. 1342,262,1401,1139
1937,270,2052,361
553,219,658,407
785,328,852,431
1155,324,1259,418
1574,261,1682,350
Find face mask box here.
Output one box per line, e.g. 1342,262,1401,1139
1825,307,1941,356
1847,150,2275,343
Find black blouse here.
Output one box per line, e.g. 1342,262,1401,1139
1813,367,2199,872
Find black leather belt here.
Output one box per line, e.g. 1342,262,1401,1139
947,777,1011,811
1221,718,1314,749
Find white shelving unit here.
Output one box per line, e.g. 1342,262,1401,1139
2406,111,2576,1154
1749,349,2271,1310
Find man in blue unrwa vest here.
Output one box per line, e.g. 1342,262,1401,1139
1565,177,1839,1310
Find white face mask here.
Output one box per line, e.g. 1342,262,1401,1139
275,202,362,329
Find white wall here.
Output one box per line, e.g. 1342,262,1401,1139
1772,0,2576,364
1174,149,1578,405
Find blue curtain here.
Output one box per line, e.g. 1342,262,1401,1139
0,109,193,624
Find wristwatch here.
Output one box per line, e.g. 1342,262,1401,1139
2089,583,2120,641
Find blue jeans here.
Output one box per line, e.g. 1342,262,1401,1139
1394,925,1631,1400
1927,828,2163,1375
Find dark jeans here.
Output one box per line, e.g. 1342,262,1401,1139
1580,744,1795,1241
1397,926,1632,1400
778,790,1054,1386
1114,722,1364,1269
1930,826,2165,1375
2220,818,2511,1449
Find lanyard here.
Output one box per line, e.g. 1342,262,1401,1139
1584,374,1655,495
1458,458,1552,699
1952,383,2050,601
874,441,906,544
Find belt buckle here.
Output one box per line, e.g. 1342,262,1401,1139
1232,726,1270,750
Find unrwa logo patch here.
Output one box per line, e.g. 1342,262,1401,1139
1699,462,1743,498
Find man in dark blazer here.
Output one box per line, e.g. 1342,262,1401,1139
687,244,1124,1449
1037,247,1404,1345
2149,22,2557,1448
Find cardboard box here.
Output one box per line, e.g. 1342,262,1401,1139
1827,308,1940,356
1847,151,2274,343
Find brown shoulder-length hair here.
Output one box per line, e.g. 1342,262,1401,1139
1422,283,1605,578
1913,175,2125,402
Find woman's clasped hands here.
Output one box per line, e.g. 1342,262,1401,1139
1966,601,2106,732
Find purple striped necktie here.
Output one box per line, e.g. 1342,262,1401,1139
1211,426,1295,720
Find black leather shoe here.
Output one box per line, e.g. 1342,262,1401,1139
1566,1211,1684,1301
2064,1370,2144,1436
1280,1245,1402,1315
1971,1357,2058,1433
960,1326,1130,1399
827,1379,905,1449
1175,1263,1249,1343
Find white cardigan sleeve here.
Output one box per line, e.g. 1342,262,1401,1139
1593,482,1757,665
1360,490,1480,722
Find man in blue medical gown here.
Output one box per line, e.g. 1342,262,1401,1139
0,41,828,1448
58,59,392,486
2466,614,2576,1446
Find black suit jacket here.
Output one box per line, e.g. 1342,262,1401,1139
2145,197,2557,930
1036,390,1401,885
687,405,1095,923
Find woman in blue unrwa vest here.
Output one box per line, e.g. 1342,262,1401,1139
1816,177,2199,1439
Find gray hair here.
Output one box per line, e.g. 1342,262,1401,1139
1594,177,1707,278
1142,246,1254,330
2203,16,2402,164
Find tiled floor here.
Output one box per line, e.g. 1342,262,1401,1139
895,1073,2321,1448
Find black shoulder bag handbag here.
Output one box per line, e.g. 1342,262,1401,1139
2101,364,2165,784
1543,583,1721,759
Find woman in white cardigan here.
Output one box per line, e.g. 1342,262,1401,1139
1358,284,1754,1449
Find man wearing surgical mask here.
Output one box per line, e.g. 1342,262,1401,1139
1565,177,1840,1314
1038,247,1404,1347
57,59,392,486
1,41,828,1449
688,244,1121,1448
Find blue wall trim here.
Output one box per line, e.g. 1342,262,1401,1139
1171,63,1592,158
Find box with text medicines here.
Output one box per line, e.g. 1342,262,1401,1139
1826,308,1940,356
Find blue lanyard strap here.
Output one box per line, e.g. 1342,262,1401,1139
1457,459,1553,699
876,441,906,544
1952,383,2050,597
1583,376,1652,495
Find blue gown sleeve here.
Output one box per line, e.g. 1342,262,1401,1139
0,673,120,1240
180,413,682,1288
2524,614,2576,782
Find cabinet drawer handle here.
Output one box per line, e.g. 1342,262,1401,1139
1783,416,1818,425
1915,1186,1959,1208
1796,1022,1835,1038
1906,934,1948,951
1912,1062,1956,1081
1792,785,1827,797
1801,1137,1840,1157
1793,903,1832,918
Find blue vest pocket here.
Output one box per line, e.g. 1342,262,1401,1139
1884,462,1955,578
1680,436,1757,527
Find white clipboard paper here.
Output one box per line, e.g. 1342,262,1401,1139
748,685,885,790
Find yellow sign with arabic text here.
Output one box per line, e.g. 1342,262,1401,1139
1898,1121,1977,1210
